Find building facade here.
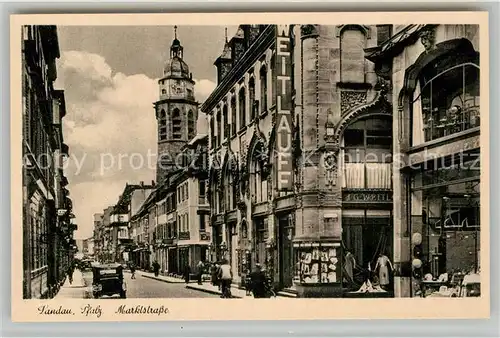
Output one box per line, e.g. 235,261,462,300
366,24,481,297
22,25,76,299
92,213,104,262
202,24,482,297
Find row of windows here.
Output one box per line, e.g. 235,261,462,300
177,182,189,203
154,214,207,241
210,65,270,148
30,206,48,271
158,108,195,141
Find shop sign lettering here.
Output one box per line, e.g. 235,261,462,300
343,191,392,202
274,25,293,191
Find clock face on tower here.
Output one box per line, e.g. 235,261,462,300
171,83,184,95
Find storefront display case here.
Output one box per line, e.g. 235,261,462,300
292,242,343,297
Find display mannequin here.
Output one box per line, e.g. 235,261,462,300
375,253,393,288
344,251,356,282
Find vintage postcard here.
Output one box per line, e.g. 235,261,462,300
10,12,490,322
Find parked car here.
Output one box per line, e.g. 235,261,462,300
91,263,127,299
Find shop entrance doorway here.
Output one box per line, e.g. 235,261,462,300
278,214,294,289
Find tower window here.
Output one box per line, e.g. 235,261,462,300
188,110,195,139
210,116,216,148
172,108,182,139
159,109,167,140
239,87,246,129
162,89,166,95
260,66,267,113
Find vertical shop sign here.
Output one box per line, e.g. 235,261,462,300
274,25,293,191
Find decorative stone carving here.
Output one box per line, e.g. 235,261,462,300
324,151,339,187
300,25,319,38
419,26,436,52
340,91,367,116
234,42,245,61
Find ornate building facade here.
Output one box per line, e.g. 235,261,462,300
366,24,481,297
203,24,396,297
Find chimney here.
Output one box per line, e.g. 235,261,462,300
140,181,144,187
151,180,155,186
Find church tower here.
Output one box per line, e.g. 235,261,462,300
155,26,198,184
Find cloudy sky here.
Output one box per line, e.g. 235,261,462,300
54,25,238,239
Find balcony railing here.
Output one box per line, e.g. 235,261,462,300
343,163,392,189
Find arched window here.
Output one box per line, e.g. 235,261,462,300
216,109,222,147
224,161,236,211
412,62,480,145
210,116,215,147
239,88,246,129
342,116,392,189
249,77,256,121
260,66,267,113
188,110,195,139
172,109,182,139
159,109,167,141
161,89,166,95
340,26,366,83
250,142,268,203
231,97,237,136
223,105,229,139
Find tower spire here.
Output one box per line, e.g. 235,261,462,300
174,25,178,40
225,27,228,43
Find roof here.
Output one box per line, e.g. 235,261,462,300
112,183,154,215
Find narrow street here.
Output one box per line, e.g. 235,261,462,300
54,270,217,299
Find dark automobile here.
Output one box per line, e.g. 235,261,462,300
91,263,127,299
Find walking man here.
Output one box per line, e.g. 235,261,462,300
196,260,204,285
218,259,233,298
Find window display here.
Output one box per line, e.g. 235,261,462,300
293,243,341,284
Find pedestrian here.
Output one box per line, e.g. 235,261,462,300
218,259,233,298
196,260,204,285
67,263,74,285
184,264,191,284
249,264,267,298
130,263,136,279
210,263,218,286
153,260,160,277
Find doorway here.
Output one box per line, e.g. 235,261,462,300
278,214,294,289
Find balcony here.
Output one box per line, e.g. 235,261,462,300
343,163,392,190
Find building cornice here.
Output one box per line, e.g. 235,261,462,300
201,25,275,113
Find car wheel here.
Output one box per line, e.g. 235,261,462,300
93,293,99,299
120,291,126,299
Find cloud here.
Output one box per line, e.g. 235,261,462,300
55,50,216,239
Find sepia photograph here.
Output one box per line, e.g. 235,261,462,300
11,12,490,321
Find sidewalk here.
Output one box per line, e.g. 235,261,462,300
185,282,247,298
133,270,185,283
53,270,88,299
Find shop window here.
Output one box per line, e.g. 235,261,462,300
340,26,366,83
294,243,341,284
231,97,237,135
239,87,246,129
172,109,182,139
342,116,392,189
249,78,256,121
412,62,480,145
260,66,267,112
